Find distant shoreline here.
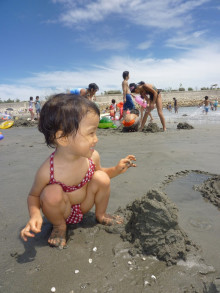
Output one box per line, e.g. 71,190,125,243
0,89,219,113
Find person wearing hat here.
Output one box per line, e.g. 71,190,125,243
70,83,99,101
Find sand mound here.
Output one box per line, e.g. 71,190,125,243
177,122,194,129
121,189,197,266
13,117,38,127
196,175,220,208
143,122,161,133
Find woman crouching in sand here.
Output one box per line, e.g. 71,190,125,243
129,82,166,131
20,94,136,249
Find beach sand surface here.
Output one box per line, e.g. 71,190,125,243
0,119,220,293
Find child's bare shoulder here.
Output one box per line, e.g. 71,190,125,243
35,156,50,183
91,150,103,170
91,150,100,164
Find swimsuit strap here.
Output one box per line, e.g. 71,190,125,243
49,151,95,192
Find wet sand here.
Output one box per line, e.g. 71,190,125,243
0,119,220,292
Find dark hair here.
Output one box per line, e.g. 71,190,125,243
38,93,100,148
137,81,145,85
36,96,39,99
88,83,99,91
205,96,209,100
129,83,137,93
30,96,33,101
130,108,139,115
122,71,129,80
112,99,116,104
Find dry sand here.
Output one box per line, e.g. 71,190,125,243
0,118,220,293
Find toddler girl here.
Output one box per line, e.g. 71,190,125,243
20,94,136,248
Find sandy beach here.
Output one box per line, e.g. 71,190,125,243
0,115,220,293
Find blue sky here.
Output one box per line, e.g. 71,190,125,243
1,0,220,101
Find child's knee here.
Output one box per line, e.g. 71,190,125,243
40,184,64,206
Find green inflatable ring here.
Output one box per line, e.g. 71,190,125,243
98,116,117,129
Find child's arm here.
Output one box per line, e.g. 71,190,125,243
92,150,136,179
20,165,49,241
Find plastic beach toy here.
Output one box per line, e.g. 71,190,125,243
135,95,147,108
0,120,14,129
2,114,12,120
0,132,4,140
98,116,117,129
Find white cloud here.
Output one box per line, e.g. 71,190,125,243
80,37,129,51
55,0,210,30
1,43,220,100
165,30,208,49
137,41,152,50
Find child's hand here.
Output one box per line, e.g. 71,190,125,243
20,215,43,242
116,155,136,174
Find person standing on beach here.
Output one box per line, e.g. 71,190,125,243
122,71,135,117
173,97,178,113
202,96,210,115
110,99,117,120
70,83,99,101
28,96,34,121
35,96,41,120
129,82,166,131
213,99,218,111
20,94,136,248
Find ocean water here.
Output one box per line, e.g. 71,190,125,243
159,106,220,125
165,172,220,272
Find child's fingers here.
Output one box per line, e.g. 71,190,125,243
24,231,35,239
35,221,42,232
126,155,136,161
124,155,136,167
30,223,41,233
124,159,136,168
20,227,35,241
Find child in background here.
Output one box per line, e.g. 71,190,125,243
35,96,41,120
29,96,34,121
213,99,218,111
204,96,210,114
122,71,135,117
200,96,210,114
110,99,117,120
20,94,136,248
122,109,140,132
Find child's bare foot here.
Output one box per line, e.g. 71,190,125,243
48,224,67,248
98,214,123,226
